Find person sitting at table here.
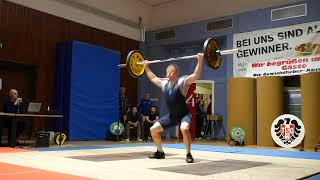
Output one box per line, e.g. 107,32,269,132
0,89,27,146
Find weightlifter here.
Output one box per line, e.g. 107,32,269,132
144,53,204,163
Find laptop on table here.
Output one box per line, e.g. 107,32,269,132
27,102,42,113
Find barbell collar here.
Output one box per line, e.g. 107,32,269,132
118,64,127,68
218,49,239,56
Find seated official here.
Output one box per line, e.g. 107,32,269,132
125,106,142,142
143,106,159,141
0,89,26,146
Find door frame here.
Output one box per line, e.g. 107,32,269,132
195,80,215,115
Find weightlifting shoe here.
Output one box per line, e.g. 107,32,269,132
149,150,165,159
186,153,194,163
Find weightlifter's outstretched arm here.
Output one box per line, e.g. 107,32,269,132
185,53,204,85
144,62,162,88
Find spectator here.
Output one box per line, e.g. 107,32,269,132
125,106,143,142
204,101,213,137
0,89,26,146
144,106,159,141
195,100,205,139
139,92,152,116
139,92,152,140
119,86,129,139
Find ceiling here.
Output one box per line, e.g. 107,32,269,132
147,0,305,30
11,0,305,40
139,0,303,7
51,0,306,31
139,0,177,7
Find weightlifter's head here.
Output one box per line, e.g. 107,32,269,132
166,63,180,81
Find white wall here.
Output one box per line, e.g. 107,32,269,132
148,0,292,30
6,0,152,41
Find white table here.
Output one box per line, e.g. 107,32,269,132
0,112,63,147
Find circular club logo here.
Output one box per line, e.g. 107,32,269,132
271,114,305,148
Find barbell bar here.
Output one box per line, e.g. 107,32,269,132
118,38,239,78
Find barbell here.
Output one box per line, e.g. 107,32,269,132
118,38,239,78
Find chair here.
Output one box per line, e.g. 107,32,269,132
315,136,320,152
129,126,138,141
0,125,30,146
0,127,8,145
204,114,225,139
214,114,225,138
204,114,214,139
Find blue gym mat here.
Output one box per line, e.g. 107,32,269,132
31,143,320,160
163,144,320,160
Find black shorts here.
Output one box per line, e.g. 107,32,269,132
158,113,192,129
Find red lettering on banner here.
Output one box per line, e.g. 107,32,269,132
251,62,265,68
267,61,274,66
267,58,309,67
312,57,320,62
282,64,307,70
299,58,309,63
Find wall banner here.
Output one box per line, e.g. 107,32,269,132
246,55,320,77
233,21,320,77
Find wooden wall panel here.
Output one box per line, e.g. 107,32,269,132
227,78,256,145
0,0,138,130
256,76,284,147
301,72,320,149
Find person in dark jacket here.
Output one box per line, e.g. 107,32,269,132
1,89,26,146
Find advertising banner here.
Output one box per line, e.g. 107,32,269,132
233,21,320,77
246,55,320,77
